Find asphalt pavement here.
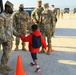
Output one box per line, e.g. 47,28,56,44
0,13,76,75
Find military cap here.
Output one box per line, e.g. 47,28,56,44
5,1,13,9
44,3,49,8
37,0,42,4
19,4,24,8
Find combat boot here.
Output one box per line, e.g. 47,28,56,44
46,51,50,55
0,67,8,75
15,45,19,51
46,48,50,55
5,66,13,71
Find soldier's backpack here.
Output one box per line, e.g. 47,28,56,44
31,34,42,48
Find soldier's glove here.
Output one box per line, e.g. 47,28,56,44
3,41,8,46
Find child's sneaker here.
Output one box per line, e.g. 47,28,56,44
35,68,41,72
30,62,36,66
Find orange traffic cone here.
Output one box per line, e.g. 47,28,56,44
47,45,54,52
50,47,54,52
14,55,28,75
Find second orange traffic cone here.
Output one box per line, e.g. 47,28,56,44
14,55,28,75
47,45,54,52
50,47,54,52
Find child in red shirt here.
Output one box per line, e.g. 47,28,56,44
20,24,47,72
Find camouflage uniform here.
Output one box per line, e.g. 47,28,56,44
31,0,44,52
57,9,60,19
13,4,29,51
40,3,53,55
31,0,44,27
51,5,57,37
61,10,63,19
0,1,20,74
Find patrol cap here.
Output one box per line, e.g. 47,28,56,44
37,0,42,4
5,1,13,9
44,3,49,8
19,4,24,8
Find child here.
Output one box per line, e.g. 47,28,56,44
20,24,47,72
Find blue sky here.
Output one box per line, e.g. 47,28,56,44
3,0,76,9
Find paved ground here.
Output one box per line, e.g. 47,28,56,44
0,13,76,75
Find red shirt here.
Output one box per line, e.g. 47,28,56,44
20,30,47,53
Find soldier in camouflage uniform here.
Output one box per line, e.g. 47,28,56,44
40,3,53,55
31,0,44,52
61,10,64,19
31,0,44,27
51,5,57,37
57,8,60,19
13,4,29,51
0,1,20,74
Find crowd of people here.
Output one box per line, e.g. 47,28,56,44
0,0,58,74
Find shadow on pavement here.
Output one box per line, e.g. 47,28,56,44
55,28,76,36
53,46,76,49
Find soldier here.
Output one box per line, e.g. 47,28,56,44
31,0,44,52
57,8,60,19
0,1,20,74
51,5,57,37
13,4,29,51
31,0,44,27
61,10,64,19
40,3,53,55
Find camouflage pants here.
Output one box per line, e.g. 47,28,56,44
40,24,52,52
58,13,60,19
61,13,63,19
38,23,45,50
15,29,26,46
0,40,12,67
52,23,56,35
